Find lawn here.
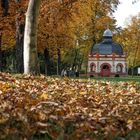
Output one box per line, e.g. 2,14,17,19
92,76,140,83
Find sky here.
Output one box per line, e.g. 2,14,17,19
113,0,140,27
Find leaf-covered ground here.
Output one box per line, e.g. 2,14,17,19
0,73,140,140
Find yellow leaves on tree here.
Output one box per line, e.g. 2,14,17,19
115,13,140,68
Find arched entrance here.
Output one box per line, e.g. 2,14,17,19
101,63,111,77
116,63,123,73
90,63,96,72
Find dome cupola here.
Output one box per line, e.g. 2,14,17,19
103,28,113,37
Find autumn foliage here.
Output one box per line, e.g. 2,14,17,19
0,72,140,139
0,1,140,139
115,13,140,68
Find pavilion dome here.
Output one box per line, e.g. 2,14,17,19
91,29,123,55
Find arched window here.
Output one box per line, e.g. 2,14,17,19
116,64,123,73
90,63,96,72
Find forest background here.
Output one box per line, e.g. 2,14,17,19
0,0,140,76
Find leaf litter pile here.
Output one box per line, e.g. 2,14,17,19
0,73,140,140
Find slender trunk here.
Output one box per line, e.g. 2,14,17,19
72,49,78,71
0,0,9,71
57,48,61,75
3,50,8,71
44,48,50,75
0,31,2,72
24,0,41,75
79,55,84,71
15,20,24,73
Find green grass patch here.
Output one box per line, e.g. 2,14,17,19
91,76,140,83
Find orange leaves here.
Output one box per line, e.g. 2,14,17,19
0,0,28,50
0,72,140,139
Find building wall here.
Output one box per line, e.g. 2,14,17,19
88,55,127,76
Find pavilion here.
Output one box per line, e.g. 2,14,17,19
87,29,127,77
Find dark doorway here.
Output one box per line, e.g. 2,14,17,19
101,64,110,77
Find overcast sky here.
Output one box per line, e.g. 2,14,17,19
113,0,140,27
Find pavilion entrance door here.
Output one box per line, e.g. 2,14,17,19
101,64,110,77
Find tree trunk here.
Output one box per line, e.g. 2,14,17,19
57,48,61,75
15,20,24,73
72,48,78,71
0,31,2,72
44,48,51,75
24,0,41,75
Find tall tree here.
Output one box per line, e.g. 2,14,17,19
0,0,10,71
24,0,41,75
15,1,26,73
0,29,2,71
15,19,24,73
44,47,51,75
